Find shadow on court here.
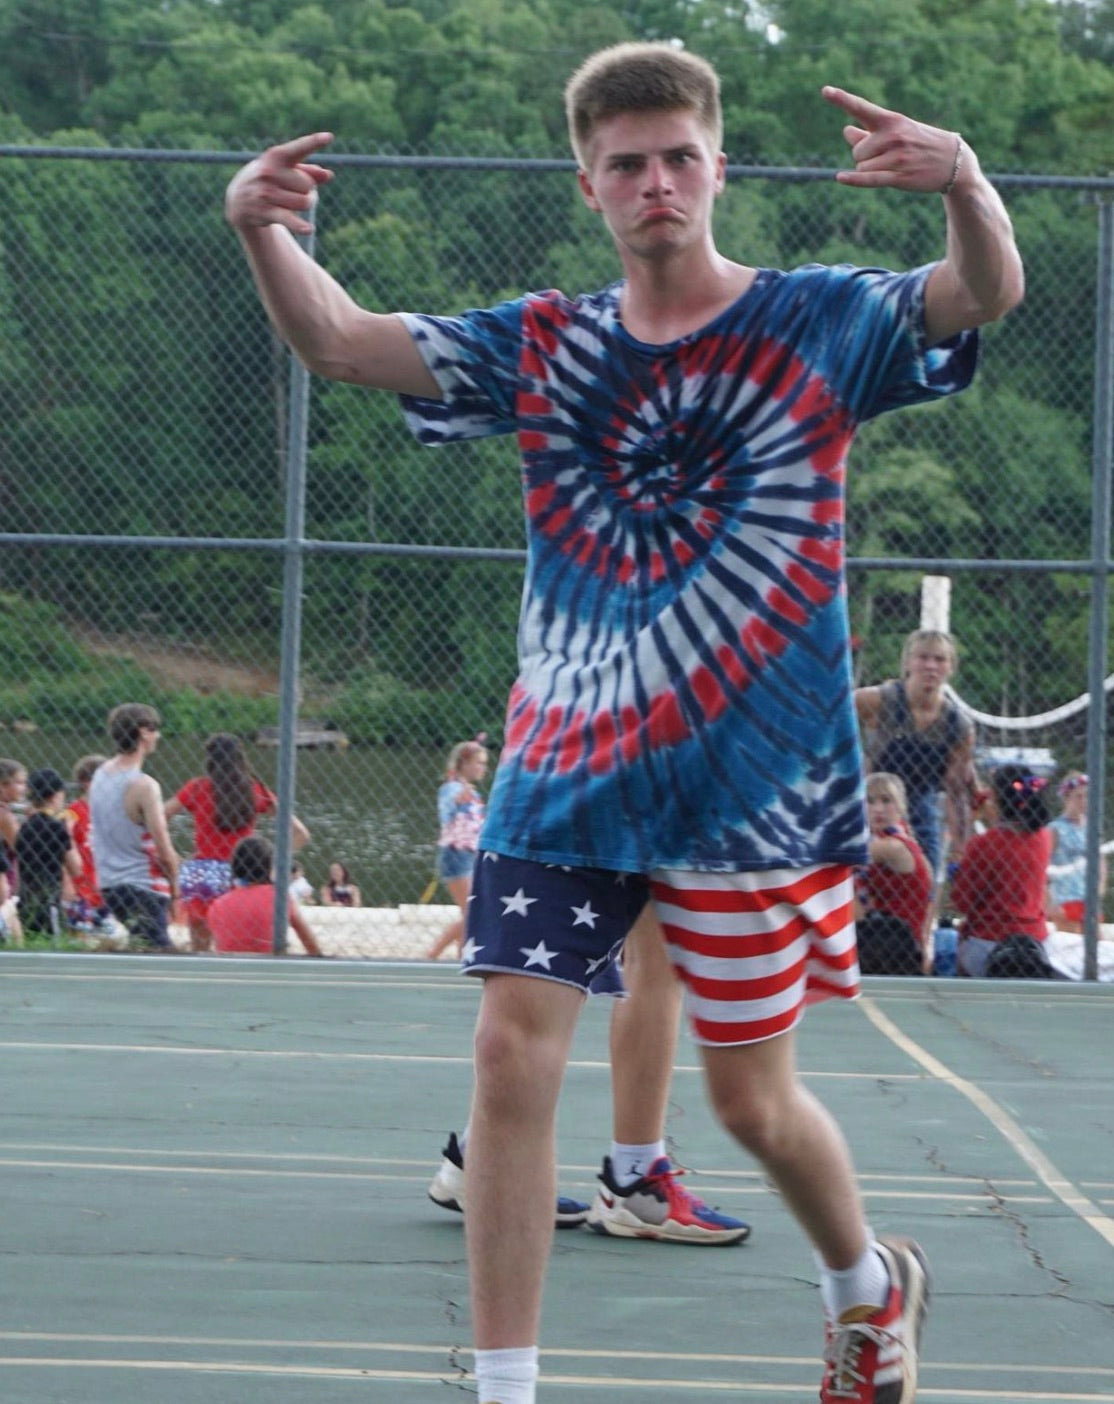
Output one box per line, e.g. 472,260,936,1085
0,953,1111,1402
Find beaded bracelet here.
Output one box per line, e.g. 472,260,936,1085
940,134,963,196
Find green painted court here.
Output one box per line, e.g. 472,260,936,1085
0,955,1111,1401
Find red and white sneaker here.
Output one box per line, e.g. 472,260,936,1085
586,1155,751,1245
820,1236,931,1403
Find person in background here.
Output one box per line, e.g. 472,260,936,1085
320,860,360,907
63,753,112,931
208,835,324,956
952,765,1052,976
426,737,489,961
1046,772,1104,934
90,703,180,951
289,860,315,904
0,844,21,945
855,629,976,880
0,757,28,896
14,767,82,938
853,772,933,975
164,732,309,952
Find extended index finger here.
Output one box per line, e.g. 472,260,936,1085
270,131,335,165
821,87,895,129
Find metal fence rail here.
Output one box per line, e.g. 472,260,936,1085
1,145,1111,976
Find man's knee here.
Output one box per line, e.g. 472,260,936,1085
473,975,580,1101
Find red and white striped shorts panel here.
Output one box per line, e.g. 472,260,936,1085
649,864,861,1047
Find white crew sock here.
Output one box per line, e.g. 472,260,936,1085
474,1345,539,1404
818,1242,890,1320
609,1140,666,1187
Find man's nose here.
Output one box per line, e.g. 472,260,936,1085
643,157,673,193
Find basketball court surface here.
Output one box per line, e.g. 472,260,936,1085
0,954,1111,1401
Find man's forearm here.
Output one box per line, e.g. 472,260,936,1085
238,225,367,381
941,155,1024,326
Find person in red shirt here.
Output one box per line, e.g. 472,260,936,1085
952,765,1052,976
63,754,110,929
854,772,933,975
208,836,323,956
164,733,309,951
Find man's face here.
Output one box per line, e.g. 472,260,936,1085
905,643,953,691
577,108,725,260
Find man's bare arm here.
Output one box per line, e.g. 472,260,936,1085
135,777,180,895
822,87,1024,344
226,133,440,396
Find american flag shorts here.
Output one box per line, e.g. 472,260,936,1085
651,864,861,1046
465,853,860,1039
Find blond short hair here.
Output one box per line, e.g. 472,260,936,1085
900,628,957,675
564,42,722,169
865,771,910,821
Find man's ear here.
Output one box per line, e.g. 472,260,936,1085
578,167,601,212
714,149,727,195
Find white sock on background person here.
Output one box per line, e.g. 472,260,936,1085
475,1345,539,1404
609,1140,666,1187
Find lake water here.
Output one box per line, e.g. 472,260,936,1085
6,732,450,907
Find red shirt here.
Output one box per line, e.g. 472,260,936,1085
64,796,103,905
860,831,932,944
952,826,1052,944
175,777,275,861
208,883,293,954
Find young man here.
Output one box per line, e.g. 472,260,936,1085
90,703,180,951
226,41,1023,1404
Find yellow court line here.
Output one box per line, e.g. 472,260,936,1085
859,997,1114,1252
2,1333,1113,1378
0,1358,1110,1399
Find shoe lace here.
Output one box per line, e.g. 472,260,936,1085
646,1162,708,1213
823,1319,897,1400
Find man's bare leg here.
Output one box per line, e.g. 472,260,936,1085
702,1029,866,1266
609,904,680,1146
467,972,584,1354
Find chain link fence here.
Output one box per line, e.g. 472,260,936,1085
1,144,1112,975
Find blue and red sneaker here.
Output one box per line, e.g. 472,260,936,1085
586,1155,750,1245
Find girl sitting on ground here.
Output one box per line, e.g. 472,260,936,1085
853,772,933,976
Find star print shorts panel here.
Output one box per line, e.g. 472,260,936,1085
649,863,860,1047
464,852,650,993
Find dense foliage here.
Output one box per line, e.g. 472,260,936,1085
2,0,1113,738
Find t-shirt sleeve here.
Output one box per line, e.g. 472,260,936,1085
176,777,199,811
254,781,276,816
804,264,978,423
397,298,525,444
437,781,463,828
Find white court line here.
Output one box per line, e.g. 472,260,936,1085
0,1157,1050,1202
0,1358,1110,1399
0,1142,1046,1186
860,997,1114,1252
0,1038,921,1078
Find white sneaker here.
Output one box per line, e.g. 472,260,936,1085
427,1131,591,1228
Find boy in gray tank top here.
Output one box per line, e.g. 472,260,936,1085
90,703,180,950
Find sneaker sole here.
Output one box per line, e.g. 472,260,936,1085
877,1235,932,1404
586,1207,750,1245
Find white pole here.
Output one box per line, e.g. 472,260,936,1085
921,575,951,633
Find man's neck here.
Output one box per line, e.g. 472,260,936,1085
618,248,755,345
110,751,145,772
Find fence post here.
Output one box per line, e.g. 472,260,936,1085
1083,198,1114,982
271,223,315,957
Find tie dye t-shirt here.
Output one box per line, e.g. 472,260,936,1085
399,263,977,874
